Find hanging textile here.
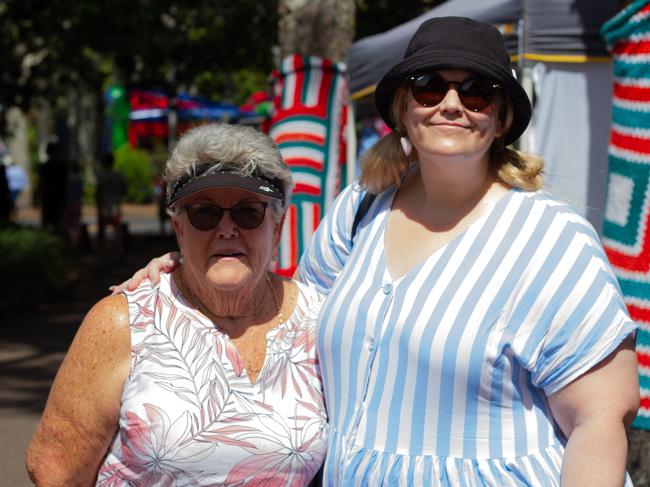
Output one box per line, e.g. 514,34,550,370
269,55,349,277
176,93,241,135
601,0,650,430
128,90,169,146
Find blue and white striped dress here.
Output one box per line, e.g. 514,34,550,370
299,183,637,486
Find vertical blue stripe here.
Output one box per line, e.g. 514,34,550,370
529,454,554,486
433,195,512,456
319,229,382,428
518,241,591,357
422,456,433,485
314,190,633,485
537,300,623,392
366,244,454,450
485,202,563,457
522,252,608,369
462,195,538,457
362,276,412,447
530,384,557,453
506,223,574,333
406,237,466,453
510,362,528,456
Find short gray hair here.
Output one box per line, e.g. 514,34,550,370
165,124,294,213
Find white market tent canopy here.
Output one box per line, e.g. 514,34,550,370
347,0,621,233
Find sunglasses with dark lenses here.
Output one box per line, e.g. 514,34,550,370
184,202,268,231
406,72,502,112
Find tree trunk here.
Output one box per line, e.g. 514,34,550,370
278,0,356,62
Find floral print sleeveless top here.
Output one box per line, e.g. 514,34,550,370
96,274,327,486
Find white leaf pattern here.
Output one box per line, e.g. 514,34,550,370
96,276,327,486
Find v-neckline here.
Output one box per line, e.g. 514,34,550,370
169,274,294,388
379,186,515,285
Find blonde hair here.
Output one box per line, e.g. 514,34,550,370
359,85,543,194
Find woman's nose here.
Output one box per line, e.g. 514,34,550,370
216,211,239,238
438,88,463,114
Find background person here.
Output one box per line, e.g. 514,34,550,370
95,152,126,254
26,124,327,486
39,141,67,232
111,17,640,487
4,155,28,217
0,162,12,225
65,160,84,247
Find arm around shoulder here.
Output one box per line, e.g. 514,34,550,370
26,294,132,486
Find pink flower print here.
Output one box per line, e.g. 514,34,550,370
113,404,216,483
225,406,326,486
262,327,323,403
224,449,322,486
225,339,245,377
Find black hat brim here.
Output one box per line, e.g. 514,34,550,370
168,172,285,206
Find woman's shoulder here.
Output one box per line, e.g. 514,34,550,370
120,273,174,314
334,180,393,210
122,272,169,297
66,294,132,378
515,189,599,236
292,279,324,318
81,294,131,341
294,279,322,302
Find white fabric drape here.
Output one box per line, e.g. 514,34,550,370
527,62,614,234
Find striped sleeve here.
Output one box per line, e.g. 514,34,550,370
297,183,366,296
520,215,638,396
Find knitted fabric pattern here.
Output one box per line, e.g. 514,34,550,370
601,0,650,430
269,55,349,277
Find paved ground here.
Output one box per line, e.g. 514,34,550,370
0,205,175,485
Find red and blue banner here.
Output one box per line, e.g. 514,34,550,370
127,91,244,147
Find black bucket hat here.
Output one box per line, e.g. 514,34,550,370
375,16,532,146
167,163,285,207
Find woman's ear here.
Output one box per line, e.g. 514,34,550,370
495,98,513,139
273,212,286,248
171,216,184,245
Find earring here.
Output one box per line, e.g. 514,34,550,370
400,136,412,158
179,255,184,265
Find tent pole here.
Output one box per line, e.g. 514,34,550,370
518,5,534,153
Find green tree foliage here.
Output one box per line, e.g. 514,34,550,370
113,144,154,203
0,0,279,134
0,227,74,309
355,0,446,39
0,0,445,136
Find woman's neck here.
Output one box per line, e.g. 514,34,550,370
417,153,495,207
400,157,504,230
175,268,277,333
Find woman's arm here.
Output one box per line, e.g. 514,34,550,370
297,183,367,294
548,336,639,487
26,294,132,486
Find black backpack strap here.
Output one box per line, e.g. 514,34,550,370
351,192,377,241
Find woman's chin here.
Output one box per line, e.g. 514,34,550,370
205,262,254,291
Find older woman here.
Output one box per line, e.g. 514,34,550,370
26,124,327,486
113,17,640,487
